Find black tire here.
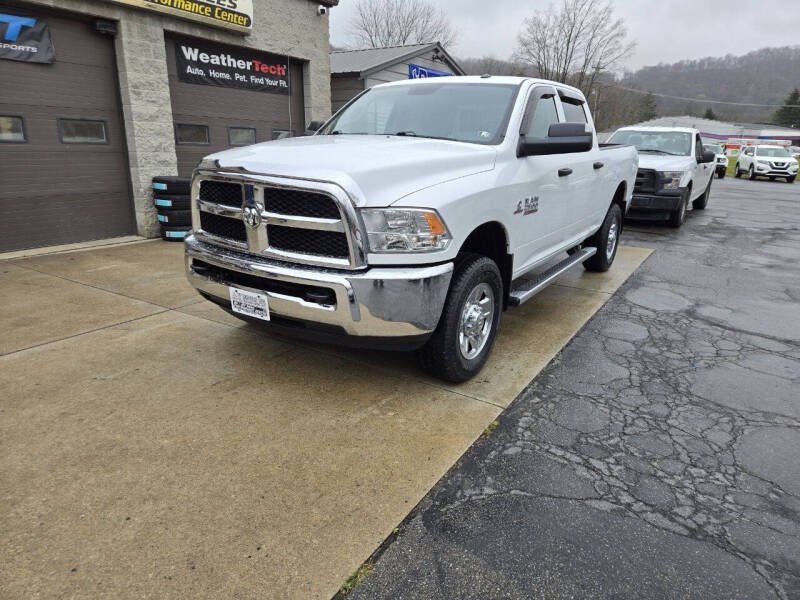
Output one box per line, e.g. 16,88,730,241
417,254,502,383
788,177,796,184
668,189,689,228
718,170,726,179
769,177,776,182
153,176,190,195
583,203,622,272
160,225,191,242
692,177,712,210
734,164,742,178
157,209,192,226
749,165,757,180
154,194,191,210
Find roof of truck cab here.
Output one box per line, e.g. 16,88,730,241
376,76,585,95
615,126,699,134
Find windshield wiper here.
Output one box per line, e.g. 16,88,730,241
638,148,680,156
390,132,462,142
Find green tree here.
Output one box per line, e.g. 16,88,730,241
703,108,717,120
638,91,658,122
773,88,800,128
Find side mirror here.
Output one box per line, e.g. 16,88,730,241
518,122,593,157
304,120,325,136
701,150,716,164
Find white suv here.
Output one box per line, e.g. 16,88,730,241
704,143,728,179
735,145,798,183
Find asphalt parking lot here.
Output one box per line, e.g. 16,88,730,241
348,176,800,599
0,234,647,598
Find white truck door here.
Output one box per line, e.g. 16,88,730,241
555,90,602,238
693,133,713,198
504,85,567,276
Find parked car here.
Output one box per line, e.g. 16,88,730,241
735,145,798,183
184,76,638,382
788,146,800,159
606,126,715,227
704,143,728,178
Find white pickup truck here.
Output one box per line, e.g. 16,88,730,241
184,76,637,381
606,126,716,227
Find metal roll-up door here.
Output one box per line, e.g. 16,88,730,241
165,34,306,177
0,4,135,253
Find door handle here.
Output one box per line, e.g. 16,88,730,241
558,168,573,177
593,162,604,170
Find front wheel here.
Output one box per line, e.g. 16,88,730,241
583,203,622,272
788,177,796,184
750,165,757,180
734,163,742,178
418,254,502,382
668,190,688,228
718,170,726,179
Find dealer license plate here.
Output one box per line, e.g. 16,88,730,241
229,287,270,321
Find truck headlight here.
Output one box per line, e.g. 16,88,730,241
659,171,685,190
361,208,451,253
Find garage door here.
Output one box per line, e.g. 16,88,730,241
0,5,135,253
166,34,306,176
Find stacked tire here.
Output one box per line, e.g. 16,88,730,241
153,176,191,242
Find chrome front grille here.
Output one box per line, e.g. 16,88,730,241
192,173,365,269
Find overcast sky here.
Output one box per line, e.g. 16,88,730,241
330,0,800,71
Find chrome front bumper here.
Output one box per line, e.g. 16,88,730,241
185,235,453,340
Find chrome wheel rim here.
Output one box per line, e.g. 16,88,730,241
606,220,618,260
458,282,495,360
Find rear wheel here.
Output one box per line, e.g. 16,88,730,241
583,203,621,272
418,254,502,382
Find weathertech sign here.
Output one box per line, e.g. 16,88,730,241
175,37,289,94
103,0,253,32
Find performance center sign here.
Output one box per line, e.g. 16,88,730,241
175,37,289,94
103,0,253,33
0,11,55,63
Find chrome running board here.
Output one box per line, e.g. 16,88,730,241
508,247,597,307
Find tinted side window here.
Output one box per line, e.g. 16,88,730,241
562,101,587,124
524,96,559,138
229,127,256,146
0,115,26,142
59,119,108,144
175,124,209,145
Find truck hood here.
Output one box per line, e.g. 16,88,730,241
637,154,696,172
204,135,497,208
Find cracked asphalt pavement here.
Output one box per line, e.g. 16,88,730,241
348,177,800,600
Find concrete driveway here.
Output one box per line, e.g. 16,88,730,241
0,240,648,599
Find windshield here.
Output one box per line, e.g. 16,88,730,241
757,147,791,158
704,144,723,154
608,130,693,156
320,83,520,145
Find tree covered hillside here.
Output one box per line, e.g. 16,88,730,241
620,46,800,123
